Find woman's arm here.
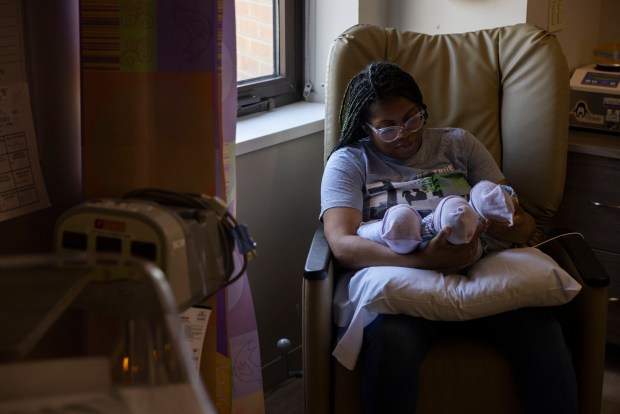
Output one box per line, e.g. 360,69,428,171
323,206,484,271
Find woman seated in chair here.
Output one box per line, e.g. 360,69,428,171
320,61,578,414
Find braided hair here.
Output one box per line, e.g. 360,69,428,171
331,61,427,156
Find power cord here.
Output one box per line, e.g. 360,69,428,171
532,231,584,248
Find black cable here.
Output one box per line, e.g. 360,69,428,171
122,188,254,296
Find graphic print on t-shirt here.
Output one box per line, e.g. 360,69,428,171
364,167,471,221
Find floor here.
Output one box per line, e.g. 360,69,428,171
602,344,620,414
265,344,620,414
264,377,303,414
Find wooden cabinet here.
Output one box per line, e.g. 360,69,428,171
553,130,620,345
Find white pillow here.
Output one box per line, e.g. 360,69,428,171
351,247,581,321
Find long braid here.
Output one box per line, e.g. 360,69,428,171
330,61,428,157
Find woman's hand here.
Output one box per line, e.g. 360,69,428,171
483,201,536,245
417,222,484,271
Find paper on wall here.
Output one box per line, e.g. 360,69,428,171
0,82,50,222
0,1,50,222
180,306,212,374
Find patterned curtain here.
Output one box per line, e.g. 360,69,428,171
79,1,264,412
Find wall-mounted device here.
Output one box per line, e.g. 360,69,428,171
569,64,620,134
54,189,256,311
569,43,620,134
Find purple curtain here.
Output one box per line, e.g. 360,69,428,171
79,1,264,412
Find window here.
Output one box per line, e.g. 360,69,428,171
235,0,304,117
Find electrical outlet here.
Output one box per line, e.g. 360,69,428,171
548,0,564,32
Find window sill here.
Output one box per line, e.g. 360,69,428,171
236,101,325,156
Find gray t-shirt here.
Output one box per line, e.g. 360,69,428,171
320,127,505,222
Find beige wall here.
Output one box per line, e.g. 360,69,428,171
388,0,527,34
236,130,324,391
554,0,603,72
311,0,620,103
599,0,620,43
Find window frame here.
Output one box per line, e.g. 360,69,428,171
237,0,304,117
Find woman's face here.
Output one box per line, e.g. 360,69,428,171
366,96,424,160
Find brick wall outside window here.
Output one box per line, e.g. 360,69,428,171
236,0,274,82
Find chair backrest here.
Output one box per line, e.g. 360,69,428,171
324,23,569,242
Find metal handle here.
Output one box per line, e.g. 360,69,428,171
590,201,620,209
609,297,620,303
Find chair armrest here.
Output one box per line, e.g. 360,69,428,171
540,229,609,413
304,222,332,280
302,222,335,414
539,229,609,288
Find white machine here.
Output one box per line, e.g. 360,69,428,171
569,64,620,133
0,189,254,414
0,255,219,414
54,189,256,310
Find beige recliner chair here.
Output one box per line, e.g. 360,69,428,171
303,23,610,414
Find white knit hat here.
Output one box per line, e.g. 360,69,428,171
357,204,423,254
432,195,479,245
469,180,515,225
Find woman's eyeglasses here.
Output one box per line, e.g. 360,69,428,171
366,110,426,143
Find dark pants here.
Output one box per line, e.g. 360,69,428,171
361,308,578,414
